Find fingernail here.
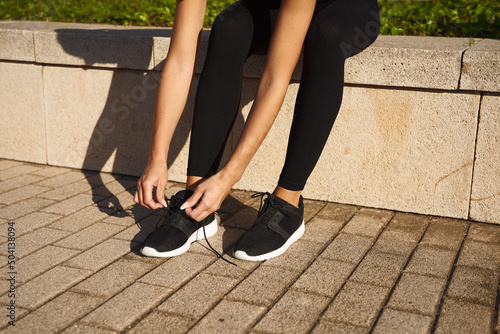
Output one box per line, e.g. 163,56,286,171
162,202,167,208
180,202,188,210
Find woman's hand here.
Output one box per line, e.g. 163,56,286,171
134,159,168,210
181,171,236,222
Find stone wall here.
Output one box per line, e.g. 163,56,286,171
0,21,499,224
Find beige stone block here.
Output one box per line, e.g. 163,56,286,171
43,66,160,176
460,39,500,92
346,36,472,89
470,94,500,224
306,88,479,219
0,23,34,61
34,22,161,70
372,309,433,334
0,62,46,163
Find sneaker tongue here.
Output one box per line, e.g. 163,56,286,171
170,190,194,209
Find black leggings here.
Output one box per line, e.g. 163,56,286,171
188,0,380,191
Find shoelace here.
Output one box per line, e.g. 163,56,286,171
155,196,237,266
251,192,291,224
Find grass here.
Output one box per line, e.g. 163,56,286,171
0,0,499,38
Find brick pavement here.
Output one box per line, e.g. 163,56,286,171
0,159,499,333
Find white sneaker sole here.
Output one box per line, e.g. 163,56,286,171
140,218,218,258
233,221,305,261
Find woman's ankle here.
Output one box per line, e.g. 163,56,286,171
186,176,205,191
272,185,301,208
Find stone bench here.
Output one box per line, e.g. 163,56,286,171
0,21,498,224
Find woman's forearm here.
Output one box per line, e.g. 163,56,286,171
148,0,206,163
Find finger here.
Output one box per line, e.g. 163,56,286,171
156,183,167,207
143,182,160,210
185,207,210,222
181,189,203,210
136,181,145,206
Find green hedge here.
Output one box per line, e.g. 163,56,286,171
1,0,499,38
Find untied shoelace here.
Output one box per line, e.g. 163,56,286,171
155,196,237,266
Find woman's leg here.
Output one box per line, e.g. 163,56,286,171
187,0,278,180
277,0,380,192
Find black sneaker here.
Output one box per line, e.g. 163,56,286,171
140,190,218,257
233,192,305,261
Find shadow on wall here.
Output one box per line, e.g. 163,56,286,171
54,28,254,240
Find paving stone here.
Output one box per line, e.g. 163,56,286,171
128,311,195,334
30,165,71,178
467,222,500,244
341,208,392,237
350,252,407,287
320,233,373,263
103,205,152,226
435,298,493,334
54,223,126,250
64,238,131,271
188,225,245,255
83,172,122,188
254,290,330,334
34,170,87,188
405,245,456,278
71,258,154,298
311,321,369,334
371,231,418,257
262,239,324,272
0,211,61,236
221,206,258,229
203,257,260,279
0,174,45,193
456,240,500,272
0,184,51,205
387,273,446,315
81,282,172,332
303,199,327,222
38,181,93,201
292,259,355,296
323,281,390,327
189,299,265,334
1,292,103,334
0,227,69,258
372,308,433,334
158,273,238,317
0,305,29,329
420,218,467,250
316,202,359,221
112,215,159,248
446,265,498,306
17,245,80,283
90,179,137,198
0,160,24,171
61,323,119,333
16,266,91,310
42,193,94,216
0,197,56,220
0,164,42,181
302,216,344,244
49,205,115,232
226,265,298,306
96,190,136,212
139,252,213,289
